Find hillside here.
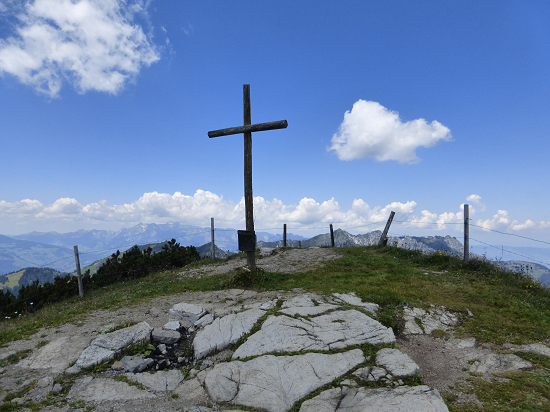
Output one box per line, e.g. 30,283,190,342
0,246,549,412
0,267,68,295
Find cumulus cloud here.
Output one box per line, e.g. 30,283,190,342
0,191,420,233
476,211,545,232
466,194,486,212
0,0,159,97
328,100,452,163
1,192,549,243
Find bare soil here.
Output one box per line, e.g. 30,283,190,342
179,247,342,278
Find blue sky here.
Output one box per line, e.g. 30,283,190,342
0,0,549,258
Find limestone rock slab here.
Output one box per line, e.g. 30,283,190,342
403,306,458,335
75,345,117,369
205,349,365,412
169,303,206,324
279,303,339,317
173,378,209,405
233,310,394,359
68,377,156,402
75,322,152,369
299,385,449,412
121,355,154,373
504,343,550,358
467,353,532,374
376,348,420,377
332,292,379,314
125,370,185,391
152,328,181,344
18,336,87,374
194,309,265,360
91,321,152,351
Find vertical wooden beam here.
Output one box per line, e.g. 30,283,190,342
330,224,335,247
464,204,469,262
73,245,84,299
283,224,287,247
378,211,395,246
243,84,256,270
211,218,215,260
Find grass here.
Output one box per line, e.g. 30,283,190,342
0,245,549,411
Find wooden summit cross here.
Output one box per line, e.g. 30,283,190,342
208,84,288,270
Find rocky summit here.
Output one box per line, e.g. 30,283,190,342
1,288,547,412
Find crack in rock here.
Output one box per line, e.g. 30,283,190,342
205,349,365,412
233,310,394,359
299,385,449,411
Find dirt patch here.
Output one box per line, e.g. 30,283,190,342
179,247,342,278
397,334,483,406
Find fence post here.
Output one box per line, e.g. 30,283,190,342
330,224,335,247
73,245,84,299
298,241,302,249
283,224,287,247
378,211,395,246
211,218,215,260
464,204,469,262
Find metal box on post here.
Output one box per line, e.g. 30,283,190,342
238,230,256,252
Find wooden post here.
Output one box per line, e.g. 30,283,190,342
211,218,215,260
298,241,302,249
283,224,287,247
73,245,84,299
464,204,469,262
243,85,256,270
330,224,335,247
378,211,395,246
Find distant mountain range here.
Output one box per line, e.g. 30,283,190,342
257,229,466,257
4,222,304,274
2,224,549,292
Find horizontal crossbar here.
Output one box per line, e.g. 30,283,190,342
208,120,288,138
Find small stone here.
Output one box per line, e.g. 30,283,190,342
163,321,181,331
189,369,199,378
368,367,387,381
169,303,206,324
152,328,181,344
122,356,154,373
157,359,169,370
376,348,420,377
66,365,80,374
177,357,186,363
37,376,53,388
53,384,64,393
194,313,214,329
11,398,25,405
200,360,213,370
158,344,167,353
148,307,163,317
111,360,124,371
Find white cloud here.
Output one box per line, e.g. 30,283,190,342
0,0,159,97
466,194,486,212
0,191,419,233
476,210,512,231
476,211,543,232
1,192,549,246
328,100,452,163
